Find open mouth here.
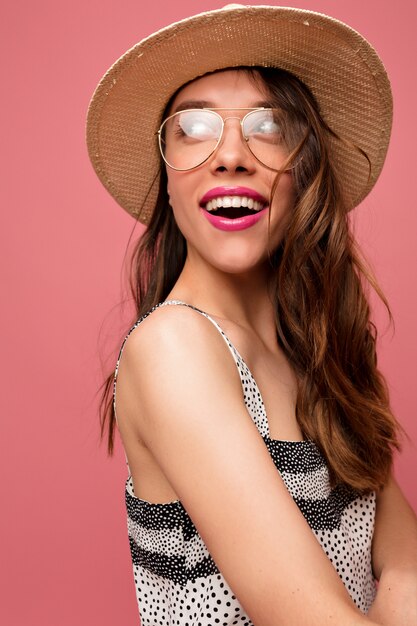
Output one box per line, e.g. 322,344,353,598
203,196,267,219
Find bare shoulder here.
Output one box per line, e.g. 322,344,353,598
115,303,243,429
120,302,238,376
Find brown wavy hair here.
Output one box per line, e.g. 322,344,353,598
98,66,401,493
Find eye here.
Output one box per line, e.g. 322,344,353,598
244,110,283,139
176,110,221,140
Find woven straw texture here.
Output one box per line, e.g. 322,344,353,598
86,5,393,223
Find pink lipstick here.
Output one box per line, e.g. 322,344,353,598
199,186,268,206
199,186,269,231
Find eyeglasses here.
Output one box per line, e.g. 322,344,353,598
157,108,288,171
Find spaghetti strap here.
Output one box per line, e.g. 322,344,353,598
113,299,270,438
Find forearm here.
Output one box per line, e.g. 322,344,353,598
372,475,417,578
368,567,417,625
369,474,417,625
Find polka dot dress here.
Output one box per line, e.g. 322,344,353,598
114,300,377,624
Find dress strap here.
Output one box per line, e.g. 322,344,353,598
113,299,270,446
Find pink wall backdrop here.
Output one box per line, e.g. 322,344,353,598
1,0,416,624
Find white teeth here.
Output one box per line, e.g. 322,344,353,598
203,195,265,212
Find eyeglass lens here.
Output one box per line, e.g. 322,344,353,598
159,109,286,170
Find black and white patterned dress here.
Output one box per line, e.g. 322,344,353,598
114,300,377,625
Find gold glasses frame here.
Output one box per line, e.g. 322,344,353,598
157,107,287,172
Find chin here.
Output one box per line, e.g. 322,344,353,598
205,250,271,275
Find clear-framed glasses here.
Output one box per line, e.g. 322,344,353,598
157,108,288,171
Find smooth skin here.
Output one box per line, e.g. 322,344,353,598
115,70,417,625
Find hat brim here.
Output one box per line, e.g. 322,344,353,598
86,5,392,223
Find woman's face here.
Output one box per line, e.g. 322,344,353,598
165,69,295,275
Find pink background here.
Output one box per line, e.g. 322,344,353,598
1,0,416,624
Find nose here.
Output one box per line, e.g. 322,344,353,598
209,117,256,174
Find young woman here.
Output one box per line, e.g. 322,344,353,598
87,6,417,626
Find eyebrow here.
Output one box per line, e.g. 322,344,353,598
173,99,275,113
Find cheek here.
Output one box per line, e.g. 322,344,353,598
167,170,201,220
166,172,197,236
271,173,295,218
167,171,189,211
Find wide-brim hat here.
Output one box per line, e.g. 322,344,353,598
86,4,393,224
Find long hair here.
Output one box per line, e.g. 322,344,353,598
99,66,400,493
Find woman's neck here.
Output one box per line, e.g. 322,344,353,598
167,254,277,342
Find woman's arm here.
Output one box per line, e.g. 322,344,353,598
116,305,382,626
367,475,417,625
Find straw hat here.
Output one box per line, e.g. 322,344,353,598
86,4,393,224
